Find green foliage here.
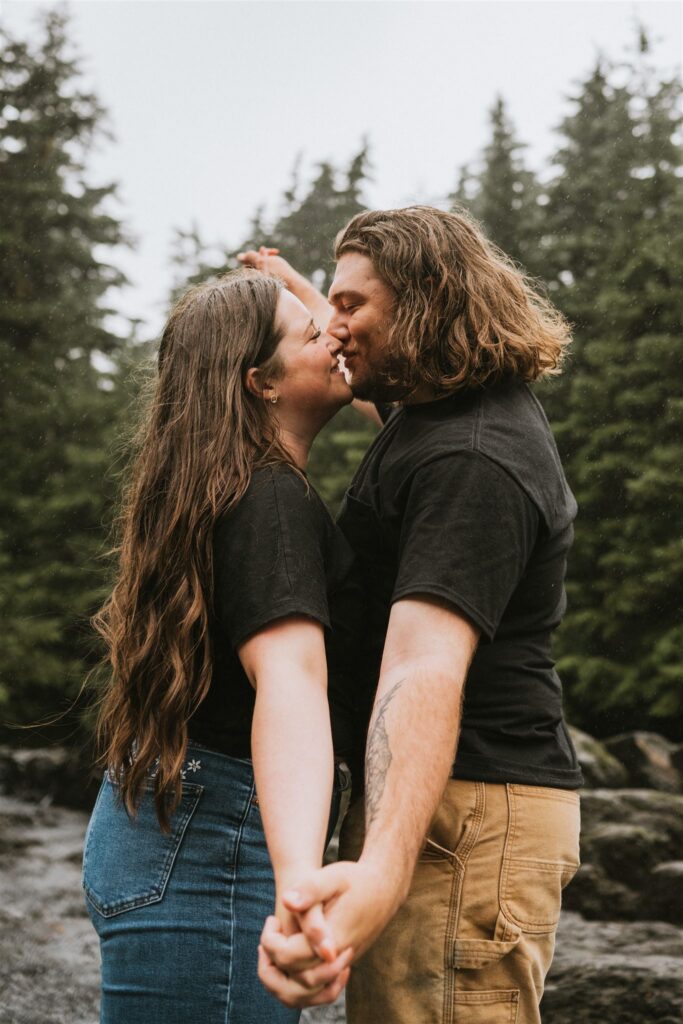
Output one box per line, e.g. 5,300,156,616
3,11,680,744
0,10,132,734
537,44,683,736
307,405,377,513
449,41,682,737
452,96,542,274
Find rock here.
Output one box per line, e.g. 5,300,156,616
302,994,345,1024
646,862,683,925
604,732,681,792
586,822,672,888
566,789,683,920
671,743,683,775
543,911,683,1023
0,795,100,1024
569,726,629,788
2,791,683,1024
0,744,101,811
563,861,639,920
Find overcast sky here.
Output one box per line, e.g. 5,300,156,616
3,0,681,338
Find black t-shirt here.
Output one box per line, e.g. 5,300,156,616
338,379,583,789
188,464,363,759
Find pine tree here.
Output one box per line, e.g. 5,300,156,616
451,97,542,273
539,42,683,736
0,10,131,732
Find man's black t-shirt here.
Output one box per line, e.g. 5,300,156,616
189,464,363,759
338,380,583,789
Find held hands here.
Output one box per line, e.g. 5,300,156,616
258,860,399,1009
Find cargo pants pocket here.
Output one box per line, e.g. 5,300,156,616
499,785,580,934
452,988,519,1023
82,776,203,918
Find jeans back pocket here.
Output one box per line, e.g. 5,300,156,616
82,777,203,918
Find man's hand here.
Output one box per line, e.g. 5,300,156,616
258,859,401,1007
258,914,353,1010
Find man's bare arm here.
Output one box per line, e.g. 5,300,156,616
258,596,479,1005
358,597,478,902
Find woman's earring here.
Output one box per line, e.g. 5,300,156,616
270,394,278,405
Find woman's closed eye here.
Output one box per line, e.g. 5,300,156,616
309,327,322,342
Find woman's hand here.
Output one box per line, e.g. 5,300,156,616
258,922,352,1010
237,247,333,329
275,869,337,963
237,246,297,288
258,859,399,1008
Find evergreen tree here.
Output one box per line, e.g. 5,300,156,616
540,42,683,736
0,10,131,732
451,97,542,272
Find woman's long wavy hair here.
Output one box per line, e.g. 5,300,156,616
335,205,571,395
93,270,290,829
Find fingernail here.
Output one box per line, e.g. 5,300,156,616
318,939,336,962
284,889,302,906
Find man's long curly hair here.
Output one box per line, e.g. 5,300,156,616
93,270,291,830
335,205,571,395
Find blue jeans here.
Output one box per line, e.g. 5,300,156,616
82,742,347,1024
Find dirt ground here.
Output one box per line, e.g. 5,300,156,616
2,792,682,1024
0,794,343,1024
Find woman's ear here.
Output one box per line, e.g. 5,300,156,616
244,367,263,398
244,367,277,403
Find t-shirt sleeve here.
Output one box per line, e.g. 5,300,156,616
213,467,330,649
391,452,539,640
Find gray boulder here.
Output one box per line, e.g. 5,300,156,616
569,726,628,788
604,732,681,792
646,861,683,926
542,911,683,1023
564,789,683,921
0,744,100,811
671,743,683,775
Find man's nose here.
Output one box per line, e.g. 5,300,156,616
326,310,350,342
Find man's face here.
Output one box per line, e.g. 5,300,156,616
327,253,398,402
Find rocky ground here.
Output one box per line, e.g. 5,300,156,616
2,730,683,1023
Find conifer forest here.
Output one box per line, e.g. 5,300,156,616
1,10,681,747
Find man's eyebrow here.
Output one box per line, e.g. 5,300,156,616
328,288,364,304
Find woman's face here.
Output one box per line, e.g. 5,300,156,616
270,290,352,419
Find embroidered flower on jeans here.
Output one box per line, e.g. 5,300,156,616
186,759,201,773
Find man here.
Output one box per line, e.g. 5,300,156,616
242,206,582,1023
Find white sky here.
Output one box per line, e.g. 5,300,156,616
2,0,681,338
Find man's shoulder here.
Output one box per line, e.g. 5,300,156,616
377,382,575,532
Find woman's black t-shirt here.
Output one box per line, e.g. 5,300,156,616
188,464,363,759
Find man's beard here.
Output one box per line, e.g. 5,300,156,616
349,366,414,404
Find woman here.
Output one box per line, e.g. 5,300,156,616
82,269,359,1023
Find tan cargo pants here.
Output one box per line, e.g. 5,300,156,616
339,780,580,1024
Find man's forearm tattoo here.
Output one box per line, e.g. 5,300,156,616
365,678,405,829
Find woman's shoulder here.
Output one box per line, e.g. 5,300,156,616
219,463,326,534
